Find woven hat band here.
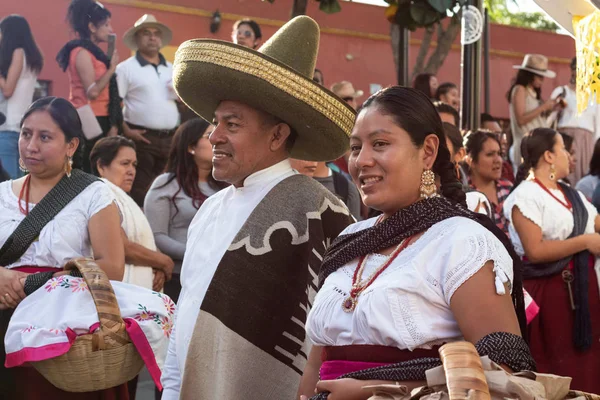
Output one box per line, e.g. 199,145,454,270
175,42,355,137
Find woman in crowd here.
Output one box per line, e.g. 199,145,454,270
145,118,225,303
90,136,174,293
299,86,532,400
435,82,459,110
0,15,43,179
508,54,560,173
0,97,125,397
412,72,438,99
231,19,262,49
560,132,576,185
465,130,513,236
503,127,600,393
56,0,122,173
577,139,600,201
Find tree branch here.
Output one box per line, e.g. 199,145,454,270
291,0,308,18
412,25,435,78
424,14,461,74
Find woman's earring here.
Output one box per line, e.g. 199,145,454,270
420,169,437,199
18,158,28,173
65,156,73,178
549,164,556,181
454,162,461,180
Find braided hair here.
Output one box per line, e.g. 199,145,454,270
362,86,466,207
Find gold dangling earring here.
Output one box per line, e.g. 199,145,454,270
65,156,73,178
420,169,437,199
549,164,556,181
18,158,28,173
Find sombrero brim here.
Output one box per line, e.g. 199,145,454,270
123,23,173,51
173,40,356,161
512,65,556,79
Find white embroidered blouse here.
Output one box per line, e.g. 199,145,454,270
0,180,115,269
503,180,598,257
306,216,513,350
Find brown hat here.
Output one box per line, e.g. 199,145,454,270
331,81,364,99
172,16,356,161
513,54,556,78
123,14,173,51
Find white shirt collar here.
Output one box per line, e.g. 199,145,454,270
239,159,295,190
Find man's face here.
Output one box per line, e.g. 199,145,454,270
136,27,162,53
289,159,318,177
210,101,281,187
233,23,260,49
482,120,502,133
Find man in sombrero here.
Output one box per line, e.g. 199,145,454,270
161,16,356,399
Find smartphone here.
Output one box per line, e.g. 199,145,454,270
107,34,116,60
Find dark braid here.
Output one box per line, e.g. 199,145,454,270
435,140,467,207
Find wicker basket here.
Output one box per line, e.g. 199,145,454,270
32,258,145,392
439,341,491,400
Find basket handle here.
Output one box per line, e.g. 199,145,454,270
64,258,129,350
439,341,491,400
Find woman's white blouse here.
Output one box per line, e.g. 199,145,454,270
0,180,115,269
306,216,513,350
503,180,598,257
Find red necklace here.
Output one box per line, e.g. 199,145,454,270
533,178,572,210
342,234,415,312
18,175,32,215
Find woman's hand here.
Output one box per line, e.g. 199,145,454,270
585,233,600,255
542,98,557,112
314,379,370,400
0,268,27,309
153,270,166,292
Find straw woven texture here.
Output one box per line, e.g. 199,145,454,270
439,342,491,400
32,258,144,392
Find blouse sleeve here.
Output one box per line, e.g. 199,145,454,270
433,219,514,305
503,182,544,229
85,181,116,219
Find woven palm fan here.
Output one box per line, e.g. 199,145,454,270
439,342,491,400
32,258,144,392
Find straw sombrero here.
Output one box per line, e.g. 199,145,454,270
173,16,356,161
123,14,172,51
512,54,556,78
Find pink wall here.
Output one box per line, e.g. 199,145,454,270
1,0,575,119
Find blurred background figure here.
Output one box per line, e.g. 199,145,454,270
0,14,43,179
435,82,459,110
412,72,438,100
231,19,262,49
576,139,600,201
313,68,324,86
434,100,460,126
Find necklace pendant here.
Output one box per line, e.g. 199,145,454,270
342,295,357,313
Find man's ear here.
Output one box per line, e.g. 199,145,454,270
270,123,291,152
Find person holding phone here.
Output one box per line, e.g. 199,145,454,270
116,14,178,207
56,0,123,173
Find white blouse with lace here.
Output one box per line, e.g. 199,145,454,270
306,216,513,350
0,180,115,269
502,180,598,258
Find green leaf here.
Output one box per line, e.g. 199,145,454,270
427,0,453,14
318,0,342,14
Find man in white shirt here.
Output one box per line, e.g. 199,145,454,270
161,16,355,399
116,14,179,206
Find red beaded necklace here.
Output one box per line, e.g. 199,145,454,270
342,232,415,313
533,177,572,210
18,175,32,216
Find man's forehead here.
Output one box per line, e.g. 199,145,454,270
215,101,257,118
138,27,161,35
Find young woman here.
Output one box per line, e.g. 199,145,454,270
412,73,438,99
56,0,122,173
144,118,226,303
508,54,561,173
0,15,43,179
503,127,600,393
299,86,532,400
465,130,513,236
0,97,125,398
575,138,600,201
90,136,174,293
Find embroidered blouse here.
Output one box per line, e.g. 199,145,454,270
306,216,512,350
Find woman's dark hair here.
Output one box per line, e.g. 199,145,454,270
20,97,85,169
507,69,541,102
67,0,111,40
433,101,460,127
560,132,574,153
0,15,44,78
434,82,457,100
362,86,465,206
232,19,262,40
89,136,136,176
513,127,558,188
589,138,600,177
160,118,227,217
412,73,435,98
443,122,463,157
465,130,501,163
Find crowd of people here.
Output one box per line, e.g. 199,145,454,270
0,0,599,399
